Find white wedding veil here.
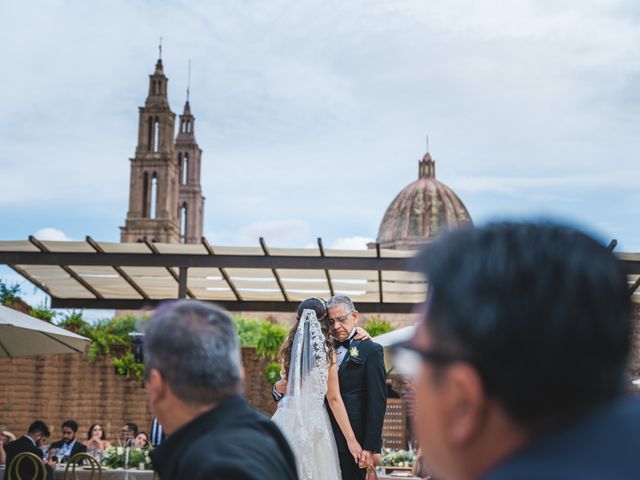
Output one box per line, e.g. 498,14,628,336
281,308,328,405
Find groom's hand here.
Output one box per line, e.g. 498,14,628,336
275,377,288,394
358,450,373,469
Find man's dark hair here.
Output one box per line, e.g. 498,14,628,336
28,420,50,438
144,300,242,405
125,423,139,436
416,222,632,427
62,420,78,433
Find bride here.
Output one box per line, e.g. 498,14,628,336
272,298,362,479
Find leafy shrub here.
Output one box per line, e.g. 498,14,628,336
56,310,91,335
233,317,266,347
29,303,56,322
112,353,145,380
0,280,22,306
364,316,394,338
256,322,288,359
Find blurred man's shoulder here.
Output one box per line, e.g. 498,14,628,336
486,397,640,479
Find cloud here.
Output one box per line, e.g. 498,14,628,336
34,228,73,242
331,236,374,250
207,219,313,247
1,0,639,250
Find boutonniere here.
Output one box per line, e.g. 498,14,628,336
349,346,359,358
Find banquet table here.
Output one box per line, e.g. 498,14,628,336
53,467,156,480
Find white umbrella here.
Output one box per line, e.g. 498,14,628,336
0,305,90,357
373,326,416,347
373,326,416,372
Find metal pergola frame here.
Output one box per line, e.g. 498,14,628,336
1,236,638,313
0,236,421,313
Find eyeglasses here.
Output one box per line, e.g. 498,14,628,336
328,311,354,324
390,342,469,378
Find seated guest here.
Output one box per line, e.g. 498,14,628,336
0,428,15,467
3,420,54,480
49,420,87,462
401,222,640,479
120,423,138,447
145,300,297,479
85,424,111,456
133,432,149,449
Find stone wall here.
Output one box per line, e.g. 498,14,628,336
0,347,277,439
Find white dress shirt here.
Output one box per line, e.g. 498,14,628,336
335,329,356,366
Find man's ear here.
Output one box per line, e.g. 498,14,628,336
352,310,360,323
146,368,167,404
445,363,487,446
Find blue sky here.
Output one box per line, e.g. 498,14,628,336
1,0,639,316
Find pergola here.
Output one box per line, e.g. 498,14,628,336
1,237,638,312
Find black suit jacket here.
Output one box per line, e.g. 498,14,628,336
3,436,50,480
327,338,387,453
150,396,298,480
49,439,87,460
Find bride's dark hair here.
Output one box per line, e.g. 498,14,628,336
278,297,335,379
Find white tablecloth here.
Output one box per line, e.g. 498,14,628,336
53,467,156,480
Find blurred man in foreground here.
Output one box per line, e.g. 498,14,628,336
145,300,298,480
395,222,640,479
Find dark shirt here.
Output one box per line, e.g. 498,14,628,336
483,396,640,480
3,436,52,480
150,396,298,480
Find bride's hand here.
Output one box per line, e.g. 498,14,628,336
347,437,363,464
353,327,371,341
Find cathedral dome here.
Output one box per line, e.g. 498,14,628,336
376,151,472,250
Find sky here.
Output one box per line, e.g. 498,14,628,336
1,0,639,316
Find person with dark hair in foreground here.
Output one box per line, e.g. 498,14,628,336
3,420,54,480
146,300,298,480
49,419,87,462
394,222,640,480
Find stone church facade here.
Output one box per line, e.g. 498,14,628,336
120,57,204,244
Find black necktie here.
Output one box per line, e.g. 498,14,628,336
334,339,350,349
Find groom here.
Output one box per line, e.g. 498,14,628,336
273,295,387,480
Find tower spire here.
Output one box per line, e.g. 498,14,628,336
419,135,436,179
186,59,191,103
158,37,163,60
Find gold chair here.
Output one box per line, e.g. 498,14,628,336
64,452,103,480
6,451,47,480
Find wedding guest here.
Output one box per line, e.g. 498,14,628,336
145,300,297,479
400,222,640,479
120,423,138,447
133,432,149,449
0,429,16,444
85,423,111,456
49,420,87,462
3,420,54,480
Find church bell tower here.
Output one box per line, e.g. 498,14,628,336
120,54,180,243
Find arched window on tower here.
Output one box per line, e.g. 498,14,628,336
181,153,189,185
142,172,150,217
147,117,153,151
153,117,160,152
155,80,161,95
180,203,188,243
150,173,158,219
